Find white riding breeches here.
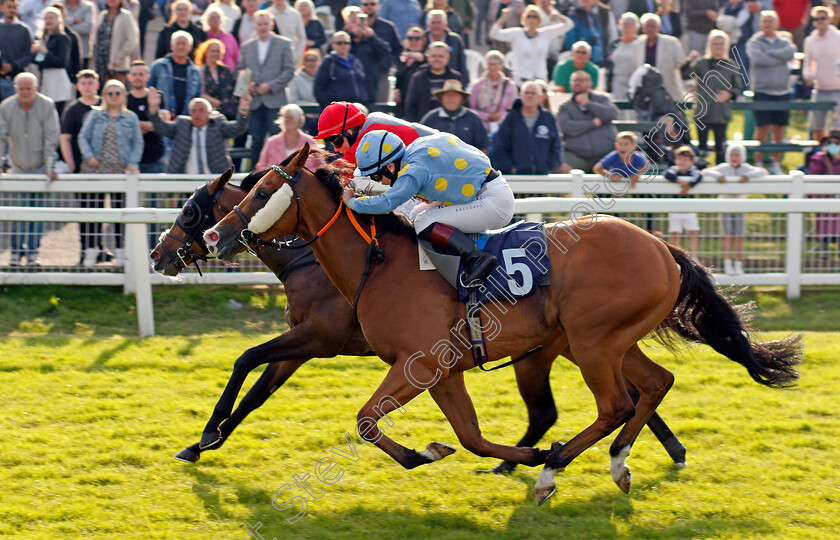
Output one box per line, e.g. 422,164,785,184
412,176,515,234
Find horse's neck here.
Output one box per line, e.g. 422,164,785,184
255,240,314,279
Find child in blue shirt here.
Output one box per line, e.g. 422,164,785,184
593,131,649,189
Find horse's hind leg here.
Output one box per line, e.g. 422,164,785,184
625,379,686,467
480,352,557,474
430,372,550,467
609,344,675,493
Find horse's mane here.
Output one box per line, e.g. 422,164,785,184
240,148,415,239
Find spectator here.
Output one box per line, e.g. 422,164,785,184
148,90,251,173
266,0,307,60
593,131,648,190
627,0,653,17
691,30,742,164
0,73,60,267
32,7,74,115
202,5,239,72
195,39,237,120
556,70,618,172
155,0,207,60
342,5,391,104
95,0,139,83
489,5,572,86
468,49,517,133
552,40,599,93
237,9,296,165
126,61,167,174
256,104,318,169
473,0,490,45
423,0,463,38
704,142,766,275
425,9,468,85
313,31,368,109
747,10,795,175
491,80,563,175
634,13,686,101
563,0,618,67
287,48,320,105
404,40,462,121
803,6,840,143
607,12,640,104
664,145,702,254
654,0,681,38
379,0,423,40
361,0,402,102
394,26,427,117
420,78,488,151
449,0,474,47
535,0,565,77
50,3,82,85
0,0,33,102
772,0,810,49
136,0,155,55
17,0,50,34
805,131,840,261
486,0,524,54
233,0,280,45
78,79,143,266
718,0,751,85
685,0,719,54
60,70,101,266
296,0,326,52
63,0,94,67
210,0,241,33
149,31,202,117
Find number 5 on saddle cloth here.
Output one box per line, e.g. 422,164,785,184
418,221,551,370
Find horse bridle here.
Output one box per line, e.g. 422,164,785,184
159,184,226,276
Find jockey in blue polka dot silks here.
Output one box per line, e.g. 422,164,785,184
342,130,516,287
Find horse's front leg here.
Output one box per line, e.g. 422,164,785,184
175,358,308,462
356,356,458,469
430,372,550,467
198,322,333,450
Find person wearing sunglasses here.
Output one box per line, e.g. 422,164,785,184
394,26,428,116
344,129,514,287
313,32,369,109
803,5,840,143
315,100,436,165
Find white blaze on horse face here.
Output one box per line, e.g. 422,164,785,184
248,184,294,234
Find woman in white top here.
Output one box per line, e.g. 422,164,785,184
489,5,572,86
608,12,642,115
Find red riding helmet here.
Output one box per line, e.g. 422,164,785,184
316,102,367,140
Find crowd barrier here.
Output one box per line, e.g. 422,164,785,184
1,170,839,335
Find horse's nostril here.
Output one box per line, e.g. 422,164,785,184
150,251,160,261
207,230,219,244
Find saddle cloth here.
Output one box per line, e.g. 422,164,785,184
419,221,551,304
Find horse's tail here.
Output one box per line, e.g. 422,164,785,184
658,243,802,389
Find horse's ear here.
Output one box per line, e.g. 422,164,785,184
208,167,234,194
289,143,311,172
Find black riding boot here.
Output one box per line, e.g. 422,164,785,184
419,223,496,287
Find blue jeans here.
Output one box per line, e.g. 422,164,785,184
139,157,167,174
0,78,14,102
248,104,280,166
10,192,46,262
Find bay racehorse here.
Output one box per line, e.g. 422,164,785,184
204,145,800,504
151,166,687,470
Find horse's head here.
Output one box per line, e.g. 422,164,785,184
149,168,240,276
204,143,312,261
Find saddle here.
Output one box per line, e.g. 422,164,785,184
419,221,551,371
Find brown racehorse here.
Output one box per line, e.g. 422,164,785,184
203,145,801,505
152,167,687,469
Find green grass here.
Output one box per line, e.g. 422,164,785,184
1,286,839,539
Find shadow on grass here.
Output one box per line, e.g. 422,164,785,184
86,338,134,371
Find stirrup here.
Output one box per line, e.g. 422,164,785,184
458,272,484,290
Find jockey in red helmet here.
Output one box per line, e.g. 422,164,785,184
316,101,436,165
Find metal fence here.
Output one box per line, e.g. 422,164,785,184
1,170,839,335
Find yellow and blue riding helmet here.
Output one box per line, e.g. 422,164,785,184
355,130,406,182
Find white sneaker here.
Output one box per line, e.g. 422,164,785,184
723,259,734,275
769,161,783,175
115,248,126,266
733,260,744,275
82,248,99,268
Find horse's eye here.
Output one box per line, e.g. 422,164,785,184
184,207,194,217
256,189,269,201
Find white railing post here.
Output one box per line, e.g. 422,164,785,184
130,219,155,336
570,169,585,198
123,171,140,294
786,170,804,299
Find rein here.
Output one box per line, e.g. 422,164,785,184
237,164,385,321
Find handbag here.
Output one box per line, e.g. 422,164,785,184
40,67,74,103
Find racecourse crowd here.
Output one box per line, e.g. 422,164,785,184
1,0,840,270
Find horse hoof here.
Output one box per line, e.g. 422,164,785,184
674,461,687,469
615,467,631,494
199,431,223,450
535,484,556,506
174,447,200,463
428,441,456,459
475,462,515,475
